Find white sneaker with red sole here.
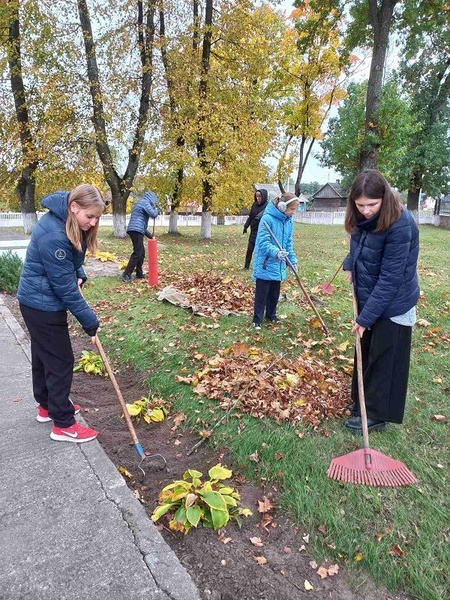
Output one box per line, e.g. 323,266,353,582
37,401,81,423
50,422,98,443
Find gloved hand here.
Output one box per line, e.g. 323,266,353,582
243,228,247,235
277,250,288,262
144,229,154,239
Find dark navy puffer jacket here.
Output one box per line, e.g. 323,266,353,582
17,192,99,335
127,191,159,235
343,208,420,328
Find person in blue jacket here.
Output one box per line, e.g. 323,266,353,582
17,184,105,443
251,192,299,329
121,191,160,283
342,169,420,434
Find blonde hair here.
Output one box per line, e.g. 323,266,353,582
66,184,105,253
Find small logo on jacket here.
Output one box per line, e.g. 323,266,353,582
55,249,66,260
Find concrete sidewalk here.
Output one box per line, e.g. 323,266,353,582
0,295,200,600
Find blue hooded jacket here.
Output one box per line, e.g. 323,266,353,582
17,192,99,334
127,191,160,235
252,201,298,281
343,208,420,328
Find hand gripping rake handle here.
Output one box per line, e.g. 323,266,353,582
264,222,329,336
95,335,166,475
352,289,372,469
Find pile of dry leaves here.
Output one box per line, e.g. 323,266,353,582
159,271,254,315
177,342,351,429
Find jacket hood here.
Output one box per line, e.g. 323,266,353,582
266,199,291,222
41,191,70,221
140,191,158,205
254,188,268,204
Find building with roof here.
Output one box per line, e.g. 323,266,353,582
311,182,347,211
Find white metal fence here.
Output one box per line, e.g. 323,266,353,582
0,209,438,229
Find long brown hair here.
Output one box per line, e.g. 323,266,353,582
344,170,402,233
66,184,105,253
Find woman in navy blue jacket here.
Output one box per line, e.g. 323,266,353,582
251,193,299,328
18,184,105,443
121,191,160,282
342,170,420,433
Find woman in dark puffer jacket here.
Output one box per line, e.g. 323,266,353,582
17,184,105,443
342,170,420,433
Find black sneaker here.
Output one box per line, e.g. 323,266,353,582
121,273,132,283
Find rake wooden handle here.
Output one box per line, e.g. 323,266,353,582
328,260,345,286
264,222,329,335
352,289,371,464
95,334,144,457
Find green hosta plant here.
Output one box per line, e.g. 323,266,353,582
73,350,107,376
152,464,252,534
125,396,169,424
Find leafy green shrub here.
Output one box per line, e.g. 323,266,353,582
0,251,23,293
151,464,252,534
125,395,169,424
73,350,107,376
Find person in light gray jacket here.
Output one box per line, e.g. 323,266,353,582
121,191,160,282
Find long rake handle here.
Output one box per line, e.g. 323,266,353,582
352,290,371,466
327,260,345,286
95,335,145,459
264,222,329,335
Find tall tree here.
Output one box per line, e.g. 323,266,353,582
357,0,400,170
276,1,349,196
321,81,416,189
77,0,156,237
397,0,450,210
3,0,38,232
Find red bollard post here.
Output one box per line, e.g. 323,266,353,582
147,238,158,287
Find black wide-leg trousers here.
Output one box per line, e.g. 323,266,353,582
351,318,412,424
20,304,76,428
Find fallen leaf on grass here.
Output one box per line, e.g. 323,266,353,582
248,451,260,462
304,580,314,591
250,537,264,547
432,415,449,423
254,556,267,565
354,552,364,562
309,560,318,569
389,544,405,558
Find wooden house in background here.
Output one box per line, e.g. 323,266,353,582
311,182,347,211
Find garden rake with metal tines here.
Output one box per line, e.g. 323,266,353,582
327,290,417,487
95,335,167,476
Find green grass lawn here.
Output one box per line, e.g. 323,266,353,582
83,223,449,600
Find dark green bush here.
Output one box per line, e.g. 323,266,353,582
0,251,23,293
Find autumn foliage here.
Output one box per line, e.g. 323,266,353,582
178,342,351,429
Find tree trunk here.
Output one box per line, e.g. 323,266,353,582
295,136,315,196
406,170,422,211
200,211,212,241
17,172,37,233
359,0,399,171
6,3,38,231
168,210,179,234
77,0,155,237
196,0,213,240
